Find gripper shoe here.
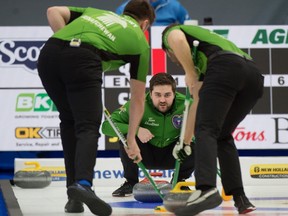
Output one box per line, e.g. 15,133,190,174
67,183,112,216
65,198,84,213
174,188,222,216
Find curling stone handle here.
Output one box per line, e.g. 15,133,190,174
24,161,41,171
171,181,195,192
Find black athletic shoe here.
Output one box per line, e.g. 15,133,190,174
234,194,256,214
112,181,134,197
64,198,84,213
67,183,112,216
174,188,222,216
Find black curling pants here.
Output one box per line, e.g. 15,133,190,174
194,54,264,195
119,137,195,185
37,38,103,187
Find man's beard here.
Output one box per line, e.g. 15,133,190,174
158,102,170,113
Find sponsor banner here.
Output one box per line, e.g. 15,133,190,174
0,89,62,150
241,157,288,185
151,25,288,48
0,27,51,88
234,114,288,149
14,157,288,187
0,89,105,150
250,164,288,178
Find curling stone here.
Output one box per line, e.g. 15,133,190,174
13,161,52,189
133,172,172,203
163,181,195,213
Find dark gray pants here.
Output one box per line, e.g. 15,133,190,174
194,54,264,195
37,38,103,187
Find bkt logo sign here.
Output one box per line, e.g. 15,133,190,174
0,40,45,73
16,93,57,112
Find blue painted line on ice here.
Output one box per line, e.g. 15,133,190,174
110,201,162,209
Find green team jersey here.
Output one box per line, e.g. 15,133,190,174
52,7,150,82
101,92,192,148
162,25,252,78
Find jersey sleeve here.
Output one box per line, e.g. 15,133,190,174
68,6,87,13
129,47,150,82
67,7,86,24
162,25,181,51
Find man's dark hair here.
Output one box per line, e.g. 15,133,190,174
124,0,155,25
149,73,176,93
161,23,179,51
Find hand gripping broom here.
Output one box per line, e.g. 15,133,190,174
103,107,164,200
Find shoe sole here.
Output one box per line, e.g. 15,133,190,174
240,207,256,214
174,192,222,216
68,187,112,216
64,200,84,213
64,208,84,213
112,193,133,197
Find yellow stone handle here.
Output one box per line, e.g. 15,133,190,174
23,161,41,171
171,181,196,193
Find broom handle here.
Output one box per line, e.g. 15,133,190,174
172,40,199,188
172,87,190,188
103,106,164,200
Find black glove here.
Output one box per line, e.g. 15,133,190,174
172,142,192,163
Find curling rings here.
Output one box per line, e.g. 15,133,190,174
133,172,172,203
13,161,52,189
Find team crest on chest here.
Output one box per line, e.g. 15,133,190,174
172,115,183,129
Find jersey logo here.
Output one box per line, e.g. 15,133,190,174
118,106,126,114
98,12,127,28
144,117,159,127
81,15,117,41
172,114,182,129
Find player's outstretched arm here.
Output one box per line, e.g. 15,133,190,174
126,79,146,163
